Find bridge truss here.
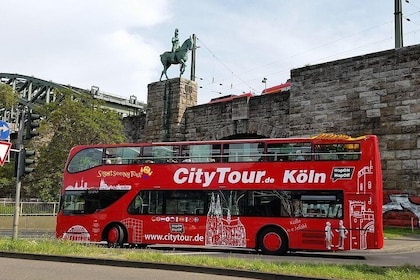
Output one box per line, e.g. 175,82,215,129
0,73,145,134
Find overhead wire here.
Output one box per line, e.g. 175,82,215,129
196,37,257,93
195,4,418,98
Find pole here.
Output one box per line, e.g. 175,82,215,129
12,108,25,240
190,34,197,81
12,178,22,240
394,0,403,48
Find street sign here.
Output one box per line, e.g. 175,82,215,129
0,121,10,140
0,141,12,166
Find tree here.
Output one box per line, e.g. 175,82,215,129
25,91,126,201
0,160,16,198
0,84,18,197
0,83,18,109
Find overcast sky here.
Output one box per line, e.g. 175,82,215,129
2,0,420,104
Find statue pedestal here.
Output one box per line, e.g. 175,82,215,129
144,78,197,142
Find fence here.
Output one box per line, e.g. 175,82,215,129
0,201,59,216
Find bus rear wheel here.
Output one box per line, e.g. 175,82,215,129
106,224,124,247
258,227,288,255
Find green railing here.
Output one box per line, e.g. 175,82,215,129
0,201,59,216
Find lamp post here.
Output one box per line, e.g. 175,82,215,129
262,77,267,90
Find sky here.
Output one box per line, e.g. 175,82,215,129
2,0,420,105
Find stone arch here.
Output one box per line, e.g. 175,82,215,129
206,122,286,140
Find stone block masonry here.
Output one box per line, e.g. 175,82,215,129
143,78,197,142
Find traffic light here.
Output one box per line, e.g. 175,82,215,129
25,112,41,139
23,149,36,174
14,149,36,178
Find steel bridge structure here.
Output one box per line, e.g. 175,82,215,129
0,73,145,134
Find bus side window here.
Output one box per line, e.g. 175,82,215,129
142,146,154,163
165,199,178,214
293,199,302,217
151,145,179,163
128,194,144,214
104,147,140,164
314,143,361,161
211,144,222,162
266,142,311,162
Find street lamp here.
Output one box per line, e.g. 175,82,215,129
262,77,267,90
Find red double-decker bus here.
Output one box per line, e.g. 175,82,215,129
56,133,383,255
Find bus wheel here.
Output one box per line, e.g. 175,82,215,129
106,224,124,247
258,227,288,255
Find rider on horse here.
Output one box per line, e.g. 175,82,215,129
160,28,193,81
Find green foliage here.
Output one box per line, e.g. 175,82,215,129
0,203,14,214
384,227,420,239
0,83,18,109
23,90,126,201
0,158,16,198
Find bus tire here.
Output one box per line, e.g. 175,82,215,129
258,227,288,255
106,224,124,247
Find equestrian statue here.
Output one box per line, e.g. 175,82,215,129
160,28,193,81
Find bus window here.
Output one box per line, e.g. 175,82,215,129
314,143,360,160
266,142,311,161
164,191,205,215
128,193,145,214
211,144,222,162
246,190,292,217
146,191,163,214
181,144,213,163
208,190,246,216
223,142,264,162
128,191,163,214
142,146,154,163
296,191,343,218
67,148,103,173
62,190,129,215
157,145,179,163
104,147,141,164
143,145,179,163
62,191,85,214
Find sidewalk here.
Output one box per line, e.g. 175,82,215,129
380,235,420,254
331,235,420,256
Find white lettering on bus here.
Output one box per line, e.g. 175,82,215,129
173,167,267,187
282,169,326,184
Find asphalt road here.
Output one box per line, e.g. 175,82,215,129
0,257,262,280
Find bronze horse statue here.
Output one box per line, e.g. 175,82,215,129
160,37,193,81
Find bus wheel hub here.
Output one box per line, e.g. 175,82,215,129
263,232,281,251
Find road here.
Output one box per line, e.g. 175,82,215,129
0,257,263,280
0,229,54,239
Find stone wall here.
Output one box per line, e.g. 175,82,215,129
143,78,197,142
181,92,290,140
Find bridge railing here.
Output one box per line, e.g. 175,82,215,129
0,201,59,216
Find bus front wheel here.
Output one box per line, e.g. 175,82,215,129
106,224,124,247
258,227,288,255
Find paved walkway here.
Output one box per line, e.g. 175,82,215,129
329,235,420,267
381,235,420,253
